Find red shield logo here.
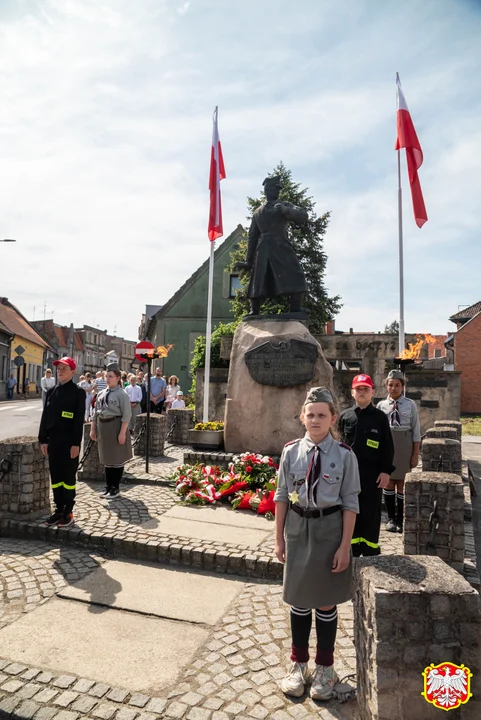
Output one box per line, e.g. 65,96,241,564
422,662,472,711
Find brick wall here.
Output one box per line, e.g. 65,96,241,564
453,312,481,413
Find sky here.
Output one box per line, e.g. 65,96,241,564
1,0,480,340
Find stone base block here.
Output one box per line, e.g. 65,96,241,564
77,423,104,482
434,419,462,442
134,413,166,457
425,426,457,440
167,408,194,444
422,438,462,474
0,437,50,517
354,555,481,720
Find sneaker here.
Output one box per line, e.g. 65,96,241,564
310,664,339,700
386,518,397,533
281,662,309,697
396,524,403,533
45,511,63,527
58,513,74,528
108,488,121,499
99,487,111,498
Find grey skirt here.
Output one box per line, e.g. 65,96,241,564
391,428,413,480
97,416,132,466
283,508,353,608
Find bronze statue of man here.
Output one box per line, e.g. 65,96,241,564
236,176,308,316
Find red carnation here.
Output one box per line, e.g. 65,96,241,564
245,465,253,473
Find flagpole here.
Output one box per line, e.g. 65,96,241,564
203,239,215,422
396,75,405,355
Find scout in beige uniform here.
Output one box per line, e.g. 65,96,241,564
274,387,360,701
90,363,132,499
377,369,421,533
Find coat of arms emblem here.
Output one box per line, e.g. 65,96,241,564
422,662,472,711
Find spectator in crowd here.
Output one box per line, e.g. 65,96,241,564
24,377,30,397
171,390,185,409
93,371,107,395
150,367,166,414
78,375,86,385
79,372,95,421
165,375,181,410
41,369,56,406
126,375,142,433
137,371,148,413
121,371,129,388
7,373,17,400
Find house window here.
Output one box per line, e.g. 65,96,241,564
229,274,242,297
434,349,443,358
94,334,98,344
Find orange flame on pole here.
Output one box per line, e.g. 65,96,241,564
145,344,174,358
399,334,436,360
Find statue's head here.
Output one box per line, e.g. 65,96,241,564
263,175,281,201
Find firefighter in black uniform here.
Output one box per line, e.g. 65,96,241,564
338,374,394,556
38,357,85,528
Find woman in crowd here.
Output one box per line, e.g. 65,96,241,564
90,363,132,499
79,372,95,421
125,375,142,433
40,368,56,406
165,375,181,411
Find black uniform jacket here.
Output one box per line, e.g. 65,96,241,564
38,380,85,447
338,404,395,479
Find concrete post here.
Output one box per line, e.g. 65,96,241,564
134,413,166,457
0,437,50,518
354,555,481,720
77,423,104,482
434,419,462,443
167,408,194,445
404,471,465,571
422,438,462,474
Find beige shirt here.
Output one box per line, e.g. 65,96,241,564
274,433,360,512
94,386,131,423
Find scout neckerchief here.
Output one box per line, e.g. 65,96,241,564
97,387,112,412
389,397,401,427
305,443,321,505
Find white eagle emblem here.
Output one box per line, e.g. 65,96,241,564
422,663,472,710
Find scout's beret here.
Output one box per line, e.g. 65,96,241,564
387,370,404,380
263,175,282,187
304,386,334,405
107,363,121,373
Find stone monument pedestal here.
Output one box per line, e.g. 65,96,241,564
224,319,333,455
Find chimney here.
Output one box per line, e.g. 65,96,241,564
324,319,336,335
349,328,353,334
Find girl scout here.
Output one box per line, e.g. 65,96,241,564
274,387,360,700
90,363,132,499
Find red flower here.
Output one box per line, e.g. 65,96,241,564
258,490,276,515
245,466,253,473
220,481,248,497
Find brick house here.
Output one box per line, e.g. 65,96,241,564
448,302,481,414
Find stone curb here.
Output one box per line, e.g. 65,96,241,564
0,518,283,582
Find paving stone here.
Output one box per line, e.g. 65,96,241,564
54,690,79,707
247,707,269,719
1,678,25,693
14,699,40,718
22,668,41,681
90,682,112,698
37,672,56,684
129,693,150,708
136,713,158,720
71,696,98,714
165,701,188,718
4,662,27,675
52,675,77,689
33,687,59,704
32,707,59,720
180,692,204,707
145,698,167,713
15,682,42,700
92,702,118,719
107,688,130,703
72,678,96,693
202,697,224,711
223,702,247,715
115,709,140,720
186,708,212,720
51,711,80,720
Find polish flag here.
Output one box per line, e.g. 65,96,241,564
208,107,226,241
395,74,428,228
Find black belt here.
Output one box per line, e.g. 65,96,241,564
99,416,118,423
290,503,341,519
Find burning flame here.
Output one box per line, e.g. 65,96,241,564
399,334,437,360
145,344,174,358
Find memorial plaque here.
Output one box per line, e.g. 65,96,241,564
244,339,318,387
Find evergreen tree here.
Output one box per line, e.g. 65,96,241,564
229,162,341,334
384,319,400,334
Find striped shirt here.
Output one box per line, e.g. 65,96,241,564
94,377,107,393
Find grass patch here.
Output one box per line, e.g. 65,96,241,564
461,415,481,435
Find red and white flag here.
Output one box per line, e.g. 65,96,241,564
395,74,428,228
208,106,226,241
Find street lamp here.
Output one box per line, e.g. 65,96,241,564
0,239,16,242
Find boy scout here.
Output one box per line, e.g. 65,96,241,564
338,374,394,556
39,357,85,528
377,369,421,532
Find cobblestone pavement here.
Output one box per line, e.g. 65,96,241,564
123,445,185,482
0,540,106,630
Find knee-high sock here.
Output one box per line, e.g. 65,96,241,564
383,489,396,520
290,607,312,663
396,491,404,526
315,607,338,666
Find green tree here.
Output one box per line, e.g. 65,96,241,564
384,319,400,334
229,162,341,334
189,321,238,395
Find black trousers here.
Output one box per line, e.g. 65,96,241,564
48,438,78,513
351,473,382,556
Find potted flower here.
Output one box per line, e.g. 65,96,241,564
188,421,224,450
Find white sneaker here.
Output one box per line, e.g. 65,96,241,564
99,488,111,498
281,662,309,697
310,664,339,700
